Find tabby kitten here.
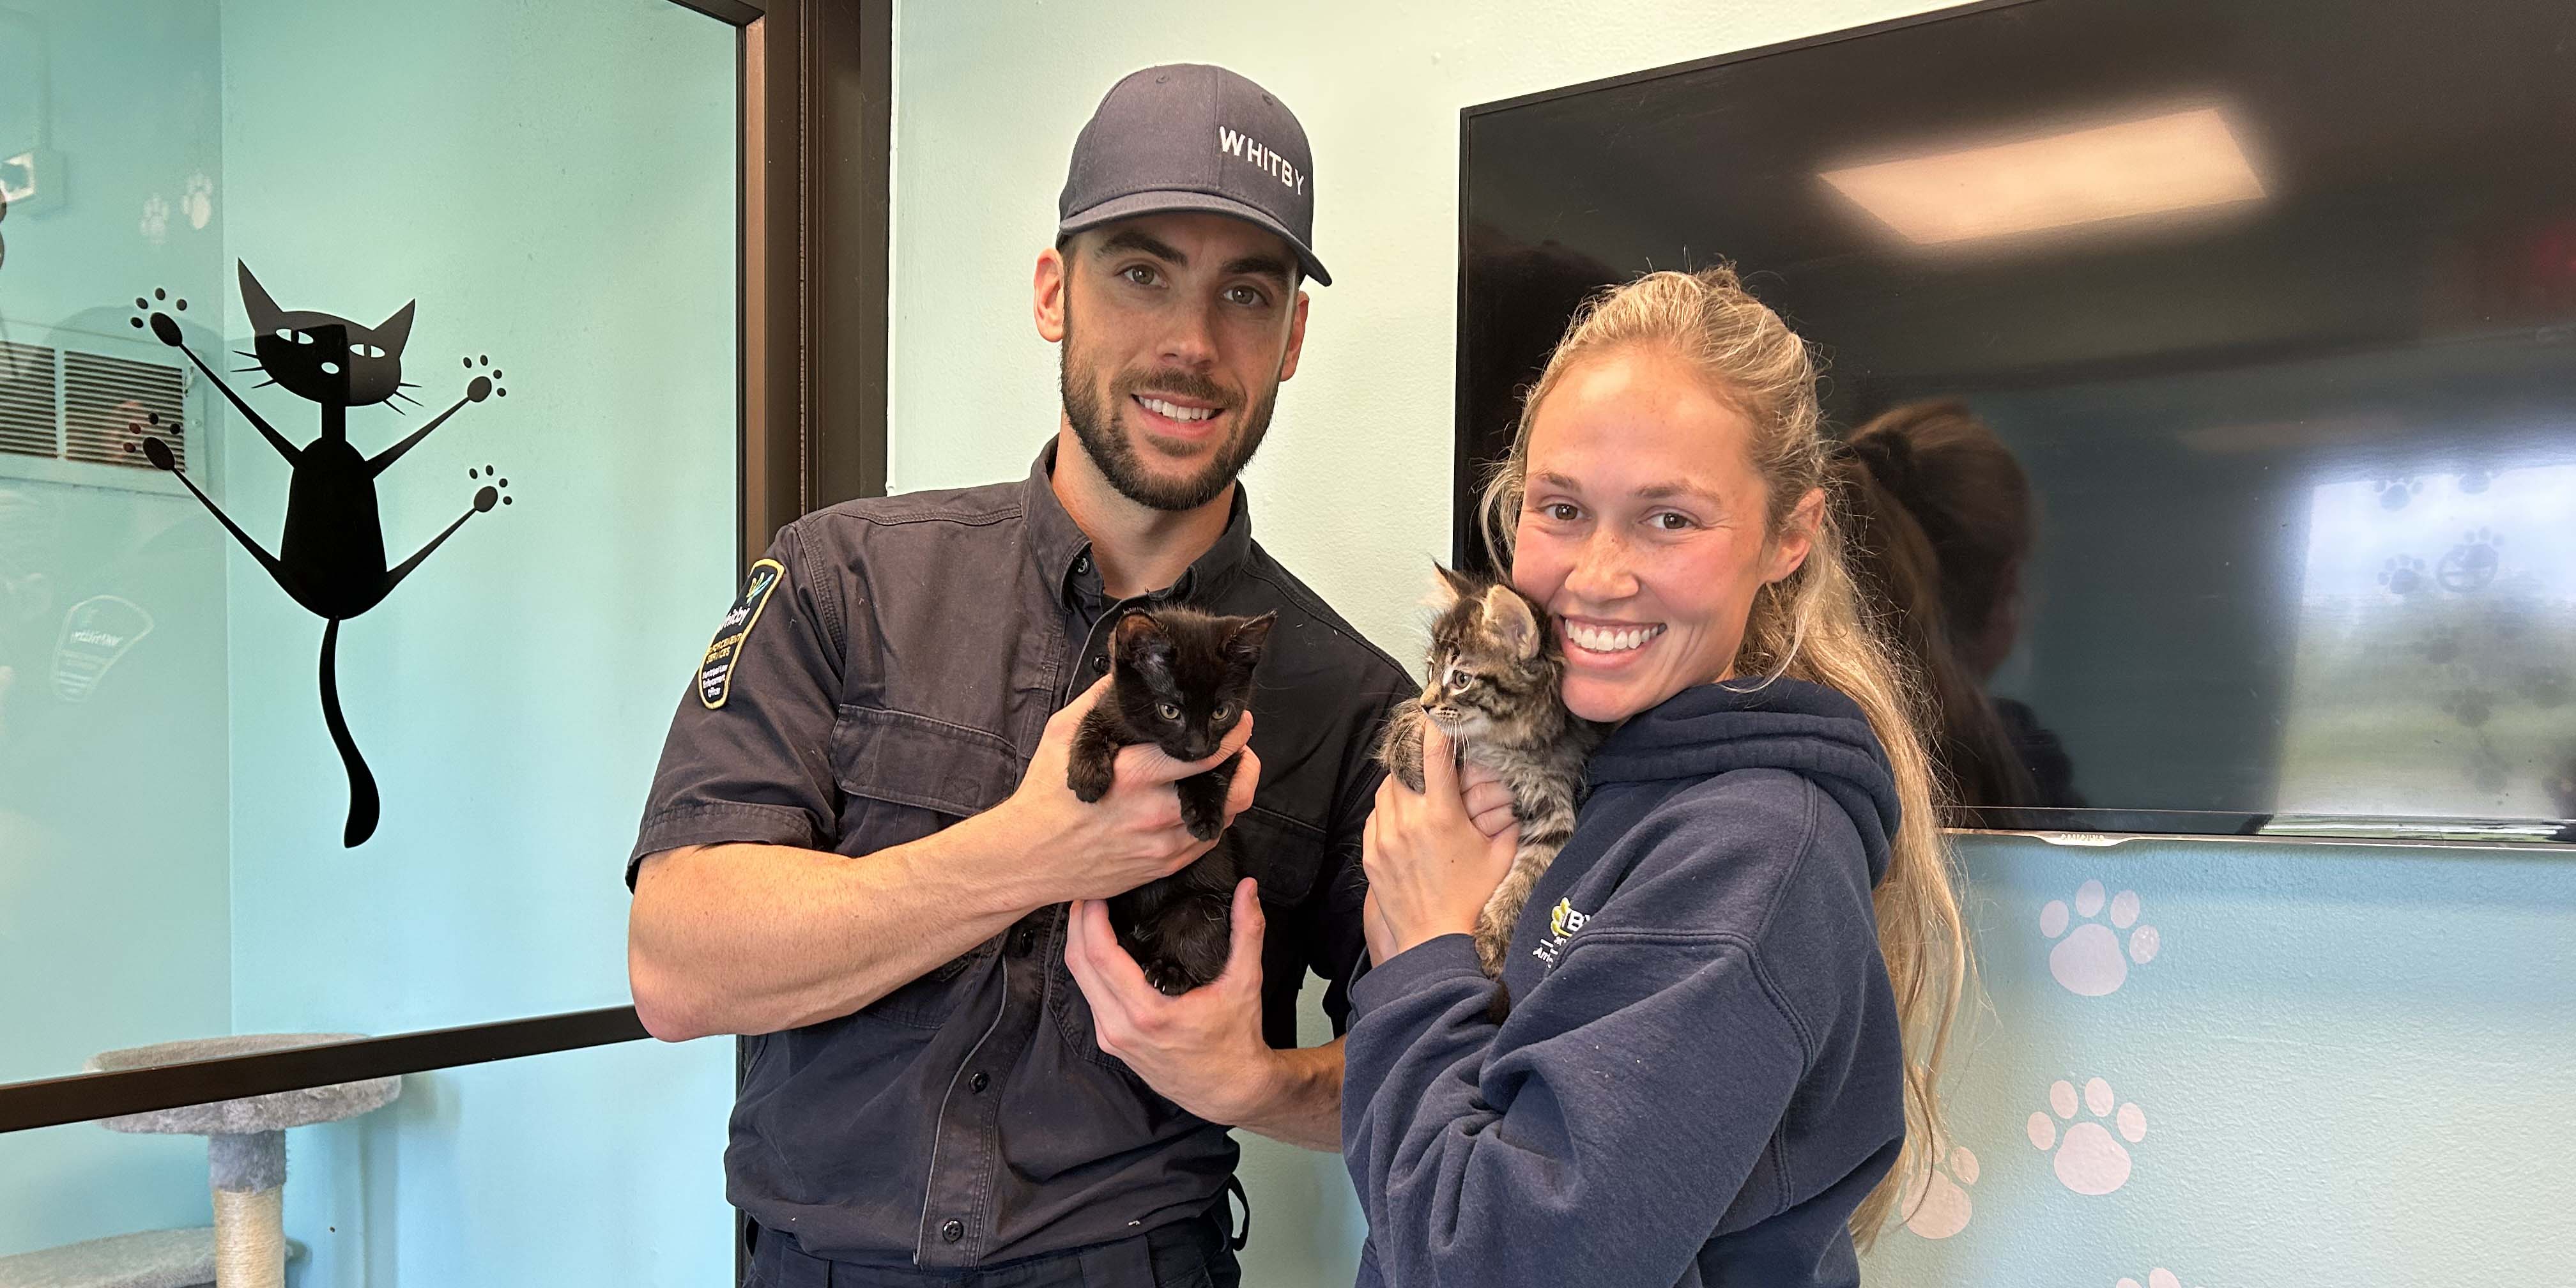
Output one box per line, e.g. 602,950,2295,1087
1068,605,1276,994
1381,565,1602,979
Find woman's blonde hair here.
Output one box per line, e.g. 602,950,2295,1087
1475,266,1972,1252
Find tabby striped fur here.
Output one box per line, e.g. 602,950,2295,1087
1380,565,1604,977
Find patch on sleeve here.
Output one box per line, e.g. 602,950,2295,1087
699,557,785,709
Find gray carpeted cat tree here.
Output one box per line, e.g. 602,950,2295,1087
1,1034,401,1288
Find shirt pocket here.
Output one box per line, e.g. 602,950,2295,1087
1226,804,1328,908
829,703,1022,1028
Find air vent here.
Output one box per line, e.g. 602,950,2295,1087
0,335,193,492
64,349,186,470
0,339,54,459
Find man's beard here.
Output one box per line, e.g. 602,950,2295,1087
1060,314,1278,513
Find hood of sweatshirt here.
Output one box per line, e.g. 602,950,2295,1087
1584,676,1900,886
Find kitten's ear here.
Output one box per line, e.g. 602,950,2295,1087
1483,584,1542,660
373,300,417,353
1427,562,1478,611
236,261,283,332
1225,612,1277,668
1112,610,1173,673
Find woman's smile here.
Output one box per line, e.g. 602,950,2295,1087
1558,616,1666,663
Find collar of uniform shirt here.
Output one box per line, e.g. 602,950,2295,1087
1022,440,1257,613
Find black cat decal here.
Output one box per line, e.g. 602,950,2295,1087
126,262,514,847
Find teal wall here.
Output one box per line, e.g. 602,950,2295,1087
887,3,2576,1285
0,0,236,1257
213,0,739,1283
1873,836,2576,1284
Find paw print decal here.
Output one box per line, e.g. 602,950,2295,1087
1898,1145,1977,1239
2414,627,2463,666
182,172,215,231
2441,687,2496,728
2043,880,2159,997
2371,476,2422,510
2028,1076,2146,1195
2436,526,2503,594
467,465,512,511
462,353,508,402
120,408,183,472
2117,1270,2204,1288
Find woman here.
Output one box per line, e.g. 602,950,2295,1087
1834,402,2047,818
1837,400,2082,813
1346,267,1968,1286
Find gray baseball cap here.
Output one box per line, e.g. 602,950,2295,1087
1059,65,1331,287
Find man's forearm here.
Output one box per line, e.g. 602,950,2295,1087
1229,1036,1346,1153
627,811,1057,1040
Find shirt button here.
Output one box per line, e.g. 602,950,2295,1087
970,1071,990,1093
940,1218,965,1244
1073,553,1091,574
1009,928,1033,956
1091,654,1110,673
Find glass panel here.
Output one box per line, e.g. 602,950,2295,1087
1,0,737,1271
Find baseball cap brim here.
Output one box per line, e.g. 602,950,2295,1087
1059,188,1331,288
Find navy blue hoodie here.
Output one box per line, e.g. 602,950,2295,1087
1342,678,1907,1288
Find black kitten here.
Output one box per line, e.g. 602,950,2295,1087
1068,606,1276,994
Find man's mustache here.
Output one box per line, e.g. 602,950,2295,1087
1115,370,1235,410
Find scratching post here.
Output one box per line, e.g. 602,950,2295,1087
85,1035,399,1288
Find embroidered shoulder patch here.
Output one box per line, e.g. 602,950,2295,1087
699,558,784,709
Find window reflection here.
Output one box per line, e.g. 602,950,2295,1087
2281,461,2576,818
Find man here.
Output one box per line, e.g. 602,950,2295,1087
625,65,1412,1285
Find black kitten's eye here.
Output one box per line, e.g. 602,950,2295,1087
1212,703,1232,721
1156,702,1181,721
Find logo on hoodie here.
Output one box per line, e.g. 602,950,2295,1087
1531,896,1593,970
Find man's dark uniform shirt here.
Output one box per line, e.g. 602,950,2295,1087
629,443,1409,1269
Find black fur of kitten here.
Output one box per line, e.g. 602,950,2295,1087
1068,605,1276,994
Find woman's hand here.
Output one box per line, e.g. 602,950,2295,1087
1363,721,1520,965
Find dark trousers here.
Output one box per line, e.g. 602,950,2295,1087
746,1208,1240,1288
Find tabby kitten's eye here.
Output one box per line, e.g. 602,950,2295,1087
1448,670,1478,693
1156,702,1181,721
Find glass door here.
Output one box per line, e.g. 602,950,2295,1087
1,0,756,1282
